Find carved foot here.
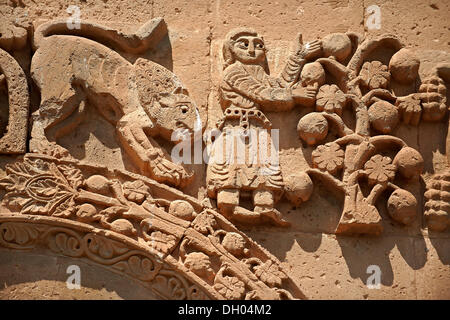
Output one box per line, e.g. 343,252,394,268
230,206,261,224
148,151,193,187
255,206,290,227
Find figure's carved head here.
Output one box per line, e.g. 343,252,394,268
223,28,267,69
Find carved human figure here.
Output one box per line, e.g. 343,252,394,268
207,28,321,226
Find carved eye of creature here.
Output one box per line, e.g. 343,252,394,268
179,104,189,114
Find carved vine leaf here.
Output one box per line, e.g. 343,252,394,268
253,259,287,288
113,255,158,281
53,197,77,218
58,165,84,190
213,275,246,300
2,192,29,211
0,158,83,218
359,61,390,90
364,154,396,186
85,234,129,260
147,231,177,253
153,274,188,300
0,162,43,200
47,231,84,257
311,142,345,175
396,95,422,126
316,84,346,116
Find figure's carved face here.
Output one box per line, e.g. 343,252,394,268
152,93,201,141
232,35,266,64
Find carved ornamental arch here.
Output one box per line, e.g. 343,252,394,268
0,12,449,300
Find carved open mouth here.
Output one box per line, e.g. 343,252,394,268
176,121,189,130
174,123,192,141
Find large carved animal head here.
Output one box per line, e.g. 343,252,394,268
134,58,201,141
149,89,201,141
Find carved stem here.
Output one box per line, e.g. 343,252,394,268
346,95,370,136
76,189,122,207
315,57,351,93
321,112,354,137
362,89,396,105
369,135,407,151
367,184,387,205
367,182,399,205
342,142,374,186
347,34,403,75
33,18,167,53
306,168,345,193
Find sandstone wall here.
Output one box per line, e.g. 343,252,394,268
0,0,449,300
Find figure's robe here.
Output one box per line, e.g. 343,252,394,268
207,53,305,198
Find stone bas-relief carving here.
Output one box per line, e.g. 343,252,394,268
0,154,304,300
0,7,449,300
208,29,450,235
207,28,320,227
30,18,196,188
422,65,450,232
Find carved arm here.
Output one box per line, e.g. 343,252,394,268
223,67,294,111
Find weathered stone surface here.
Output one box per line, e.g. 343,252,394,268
414,236,450,299
246,231,424,299
0,0,448,300
0,249,160,299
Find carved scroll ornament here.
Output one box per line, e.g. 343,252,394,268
0,154,304,300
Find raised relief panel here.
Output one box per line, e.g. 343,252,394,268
29,18,195,188
0,4,449,300
208,30,450,235
0,17,305,300
423,65,450,232
0,154,305,300
207,28,321,227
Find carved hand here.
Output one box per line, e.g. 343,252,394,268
295,33,322,61
292,83,318,107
